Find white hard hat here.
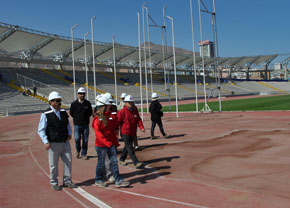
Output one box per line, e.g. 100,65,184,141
152,92,158,99
124,95,134,102
77,87,86,93
120,93,127,98
48,91,62,101
96,95,111,106
96,94,102,101
104,92,114,102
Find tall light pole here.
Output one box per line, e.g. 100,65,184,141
198,0,211,112
142,2,149,113
71,24,78,100
163,5,171,111
166,16,179,118
91,16,97,105
138,12,144,120
84,31,90,100
190,0,199,113
144,6,153,92
213,0,222,112
112,35,118,105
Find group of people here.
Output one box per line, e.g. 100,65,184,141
37,87,168,191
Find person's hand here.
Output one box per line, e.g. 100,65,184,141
67,135,72,141
44,143,51,150
141,128,145,132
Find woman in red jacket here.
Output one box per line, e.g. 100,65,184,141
92,95,129,188
117,95,145,169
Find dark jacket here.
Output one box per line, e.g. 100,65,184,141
44,108,69,142
70,99,92,125
149,100,163,121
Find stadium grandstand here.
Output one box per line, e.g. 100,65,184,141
0,22,289,116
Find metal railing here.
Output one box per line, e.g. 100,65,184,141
0,103,49,117
15,73,74,104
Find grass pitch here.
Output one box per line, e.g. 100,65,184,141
161,95,290,112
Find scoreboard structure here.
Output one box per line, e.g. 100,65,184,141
198,40,214,58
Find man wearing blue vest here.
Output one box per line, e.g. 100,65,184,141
38,91,77,191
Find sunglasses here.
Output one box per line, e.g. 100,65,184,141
51,99,62,103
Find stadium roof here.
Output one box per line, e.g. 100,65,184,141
0,22,282,71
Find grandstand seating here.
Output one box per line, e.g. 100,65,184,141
0,67,289,116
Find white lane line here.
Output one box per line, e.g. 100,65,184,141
28,138,110,208
29,137,207,208
106,187,209,208
74,187,111,208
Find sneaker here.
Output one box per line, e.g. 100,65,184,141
95,181,108,188
151,136,157,140
115,180,130,188
164,134,170,139
82,155,89,160
134,146,140,150
134,162,143,169
63,181,77,188
51,184,62,191
119,160,127,166
76,152,81,159
108,176,115,183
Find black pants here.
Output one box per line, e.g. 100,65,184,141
119,135,139,165
151,120,166,137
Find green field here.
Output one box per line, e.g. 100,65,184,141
160,95,290,112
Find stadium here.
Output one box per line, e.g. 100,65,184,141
0,0,290,207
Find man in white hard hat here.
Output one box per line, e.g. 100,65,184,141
117,93,127,111
70,87,92,160
38,91,77,191
117,95,145,169
149,93,168,139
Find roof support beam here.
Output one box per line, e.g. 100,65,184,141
0,26,18,43
20,37,56,60
94,46,113,60
116,49,137,62
154,54,174,66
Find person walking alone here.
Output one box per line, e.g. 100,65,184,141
149,93,168,140
117,95,145,168
38,91,77,191
70,87,92,160
92,94,129,188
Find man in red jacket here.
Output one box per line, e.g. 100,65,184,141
117,95,145,169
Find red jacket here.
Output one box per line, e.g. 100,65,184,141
117,106,144,136
92,112,119,148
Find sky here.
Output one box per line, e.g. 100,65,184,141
1,0,290,58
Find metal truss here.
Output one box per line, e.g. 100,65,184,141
20,37,56,60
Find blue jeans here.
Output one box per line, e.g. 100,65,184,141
74,125,89,156
95,146,123,184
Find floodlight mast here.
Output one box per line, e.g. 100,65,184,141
163,5,171,111
190,0,199,113
144,6,153,92
213,0,222,112
90,16,97,105
198,0,211,113
166,16,179,118
112,35,118,105
71,24,78,100
137,12,144,120
199,0,221,112
142,2,149,113
84,31,90,100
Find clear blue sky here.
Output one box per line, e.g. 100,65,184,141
1,0,289,57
